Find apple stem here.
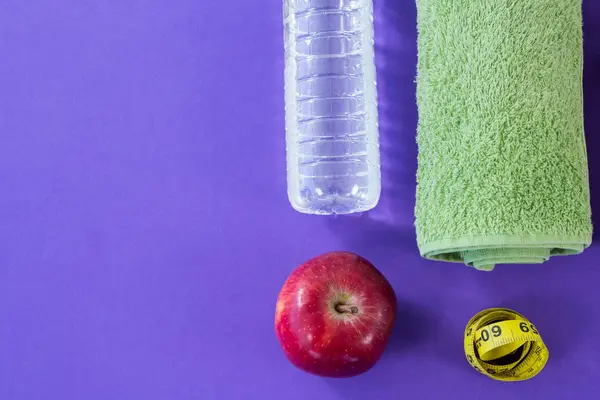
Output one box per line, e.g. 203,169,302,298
335,304,359,314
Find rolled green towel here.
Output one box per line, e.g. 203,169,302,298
415,0,593,271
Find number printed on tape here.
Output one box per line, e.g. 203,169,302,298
464,308,549,382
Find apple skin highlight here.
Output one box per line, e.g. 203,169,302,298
275,251,397,378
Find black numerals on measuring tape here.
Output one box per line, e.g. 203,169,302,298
530,325,538,335
481,325,502,341
491,325,502,337
465,309,548,381
481,329,489,341
520,322,538,334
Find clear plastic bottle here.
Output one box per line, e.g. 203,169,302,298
283,0,381,215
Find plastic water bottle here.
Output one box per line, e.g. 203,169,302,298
283,0,381,215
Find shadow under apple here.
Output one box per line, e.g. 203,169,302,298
384,298,434,355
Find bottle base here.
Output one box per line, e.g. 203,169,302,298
288,191,380,216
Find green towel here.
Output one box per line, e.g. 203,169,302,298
414,0,593,271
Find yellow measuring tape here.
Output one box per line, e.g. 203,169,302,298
464,308,549,381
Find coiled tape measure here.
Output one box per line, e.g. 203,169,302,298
464,308,549,381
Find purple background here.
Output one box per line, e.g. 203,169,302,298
1,0,599,399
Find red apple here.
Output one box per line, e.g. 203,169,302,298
274,251,397,378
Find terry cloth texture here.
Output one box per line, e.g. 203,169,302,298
414,0,593,271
